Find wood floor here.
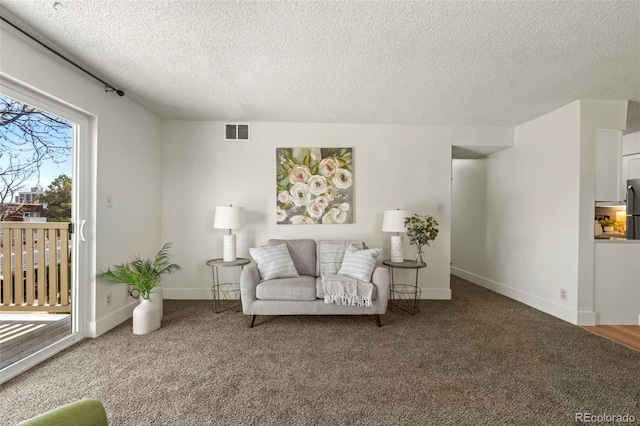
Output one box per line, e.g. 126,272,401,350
0,315,71,369
581,325,640,352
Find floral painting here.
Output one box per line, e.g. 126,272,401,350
276,148,353,225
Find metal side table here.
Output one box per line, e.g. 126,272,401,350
383,259,426,315
206,258,250,313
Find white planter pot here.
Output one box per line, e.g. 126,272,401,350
133,298,161,335
150,286,163,318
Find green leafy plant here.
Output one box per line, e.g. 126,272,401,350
599,219,615,227
95,243,181,299
404,214,440,256
40,174,71,222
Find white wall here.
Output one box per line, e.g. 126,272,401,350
451,159,489,277
452,100,629,325
452,101,583,323
576,100,628,324
161,122,512,300
1,25,163,336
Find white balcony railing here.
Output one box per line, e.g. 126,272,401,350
0,222,71,313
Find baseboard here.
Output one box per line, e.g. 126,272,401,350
451,266,579,324
163,288,214,299
419,288,452,300
577,311,596,326
164,287,451,300
87,299,138,338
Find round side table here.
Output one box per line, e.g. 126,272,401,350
382,259,426,315
206,258,251,313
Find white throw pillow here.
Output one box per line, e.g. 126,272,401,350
337,245,381,282
249,244,299,280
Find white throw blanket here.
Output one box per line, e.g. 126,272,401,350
322,274,373,307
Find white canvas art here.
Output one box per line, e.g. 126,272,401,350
276,148,353,225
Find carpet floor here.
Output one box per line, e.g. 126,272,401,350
1,276,639,425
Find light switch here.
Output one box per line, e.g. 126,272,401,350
106,194,113,208
437,203,444,213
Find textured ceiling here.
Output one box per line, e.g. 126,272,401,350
0,1,639,127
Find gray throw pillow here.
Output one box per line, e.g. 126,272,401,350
249,244,299,280
337,245,381,282
317,240,364,276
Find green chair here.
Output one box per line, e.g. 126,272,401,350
17,398,108,426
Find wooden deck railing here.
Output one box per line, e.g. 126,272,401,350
0,222,71,313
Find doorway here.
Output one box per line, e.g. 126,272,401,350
450,145,510,280
0,81,91,382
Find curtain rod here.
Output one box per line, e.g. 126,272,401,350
0,15,125,97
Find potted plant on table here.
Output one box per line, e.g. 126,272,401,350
599,219,615,233
404,214,439,265
95,243,181,335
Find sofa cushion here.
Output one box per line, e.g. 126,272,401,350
267,239,316,276
17,398,108,426
337,245,382,282
316,240,364,276
316,276,377,300
249,244,299,280
256,276,317,301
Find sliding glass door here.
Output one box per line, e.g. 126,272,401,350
0,80,91,382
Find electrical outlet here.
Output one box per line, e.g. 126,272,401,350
560,288,567,301
106,293,112,307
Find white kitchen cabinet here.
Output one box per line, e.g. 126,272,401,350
621,133,640,200
624,153,640,179
594,241,640,325
622,152,640,188
595,129,622,202
622,131,640,156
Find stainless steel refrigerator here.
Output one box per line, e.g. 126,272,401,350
626,178,640,240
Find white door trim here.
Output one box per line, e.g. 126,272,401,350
0,74,96,383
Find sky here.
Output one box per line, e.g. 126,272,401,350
29,155,72,190
0,93,73,198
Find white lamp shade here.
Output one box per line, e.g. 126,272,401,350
214,206,246,230
382,209,409,232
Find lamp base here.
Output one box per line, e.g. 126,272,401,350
390,235,404,263
223,234,237,262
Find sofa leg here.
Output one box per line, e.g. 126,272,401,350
249,315,257,328
374,315,381,327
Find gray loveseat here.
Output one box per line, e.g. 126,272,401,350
240,239,390,327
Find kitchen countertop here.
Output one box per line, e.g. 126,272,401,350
595,232,626,239
595,237,640,244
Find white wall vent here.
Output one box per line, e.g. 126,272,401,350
225,123,250,141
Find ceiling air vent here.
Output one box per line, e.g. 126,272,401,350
225,123,250,141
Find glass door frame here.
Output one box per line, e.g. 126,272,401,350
0,74,95,383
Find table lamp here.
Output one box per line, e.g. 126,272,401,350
213,204,246,262
382,209,409,263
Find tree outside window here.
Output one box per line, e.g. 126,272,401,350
0,93,72,221
40,174,72,222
